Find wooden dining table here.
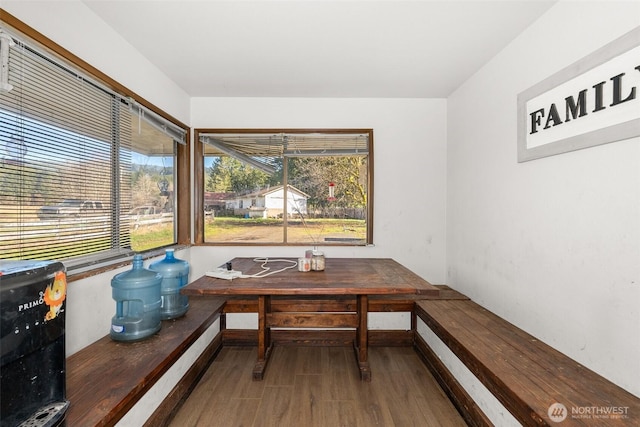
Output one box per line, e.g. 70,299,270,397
182,257,440,381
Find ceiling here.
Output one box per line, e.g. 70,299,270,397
81,0,556,98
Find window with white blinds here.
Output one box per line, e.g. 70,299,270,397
0,25,184,267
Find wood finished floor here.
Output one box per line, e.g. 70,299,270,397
169,346,467,427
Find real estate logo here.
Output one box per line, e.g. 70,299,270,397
548,403,568,423
548,402,631,423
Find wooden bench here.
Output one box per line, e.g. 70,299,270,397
414,299,640,426
65,296,226,427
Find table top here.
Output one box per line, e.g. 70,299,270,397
183,257,440,297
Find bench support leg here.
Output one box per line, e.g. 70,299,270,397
353,294,371,381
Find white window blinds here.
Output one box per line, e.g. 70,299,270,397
0,15,187,266
0,29,134,262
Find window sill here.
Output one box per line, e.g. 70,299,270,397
65,244,190,282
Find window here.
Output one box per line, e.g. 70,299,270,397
194,129,373,245
0,18,188,269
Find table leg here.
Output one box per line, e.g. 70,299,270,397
354,294,371,381
253,295,272,380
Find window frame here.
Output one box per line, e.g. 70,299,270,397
1,10,190,277
194,128,374,246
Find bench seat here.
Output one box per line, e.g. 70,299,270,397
65,296,226,427
415,299,640,426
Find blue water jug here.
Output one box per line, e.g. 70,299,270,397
149,249,190,320
110,254,162,342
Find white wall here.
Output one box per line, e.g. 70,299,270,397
190,97,448,283
446,0,640,399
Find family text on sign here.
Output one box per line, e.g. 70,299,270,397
529,64,639,135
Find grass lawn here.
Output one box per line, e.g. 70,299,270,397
205,217,366,244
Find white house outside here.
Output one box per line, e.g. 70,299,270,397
225,186,309,218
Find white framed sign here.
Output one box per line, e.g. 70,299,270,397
517,27,640,162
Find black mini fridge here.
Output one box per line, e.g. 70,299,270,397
0,260,69,427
